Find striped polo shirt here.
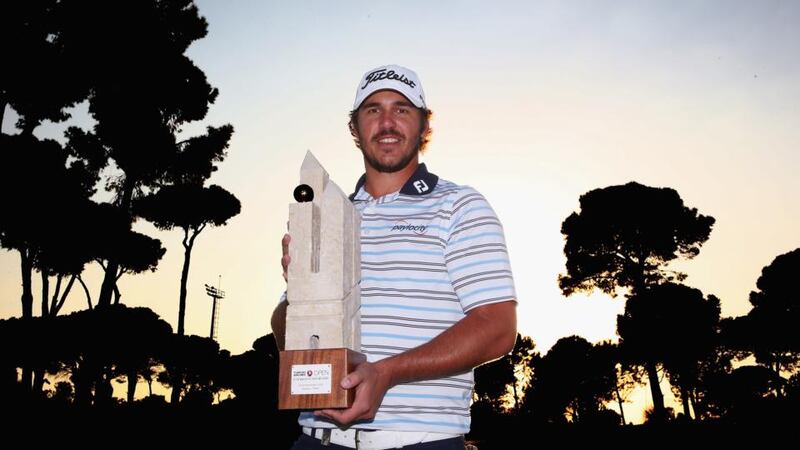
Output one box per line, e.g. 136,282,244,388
298,163,516,434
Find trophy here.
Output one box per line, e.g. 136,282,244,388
278,151,365,410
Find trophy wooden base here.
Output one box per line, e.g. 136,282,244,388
278,348,366,410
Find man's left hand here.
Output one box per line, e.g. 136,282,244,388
314,360,392,425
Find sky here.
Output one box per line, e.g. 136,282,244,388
2,0,799,421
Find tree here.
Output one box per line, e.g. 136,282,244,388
473,333,537,413
88,203,165,305
559,182,714,297
474,345,516,412
618,283,720,421
135,184,239,336
523,336,618,424
559,181,715,420
134,182,239,407
1,1,90,134
159,334,222,405
509,334,537,410
746,248,800,373
50,0,222,307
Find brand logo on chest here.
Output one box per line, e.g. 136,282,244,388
390,220,428,235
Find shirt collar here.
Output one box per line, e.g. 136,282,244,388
349,163,439,201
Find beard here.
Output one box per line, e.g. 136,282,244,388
358,131,421,173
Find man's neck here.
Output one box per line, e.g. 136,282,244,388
363,159,419,198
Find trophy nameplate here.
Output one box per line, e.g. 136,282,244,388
278,151,363,410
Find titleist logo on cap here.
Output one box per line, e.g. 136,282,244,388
361,69,416,90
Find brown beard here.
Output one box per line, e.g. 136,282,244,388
358,134,421,173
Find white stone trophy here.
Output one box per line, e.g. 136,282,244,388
278,151,365,410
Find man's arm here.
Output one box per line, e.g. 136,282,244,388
317,300,517,425
271,233,291,351
271,298,287,351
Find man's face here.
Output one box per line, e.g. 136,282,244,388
354,90,426,173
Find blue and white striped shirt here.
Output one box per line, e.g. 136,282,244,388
298,163,516,433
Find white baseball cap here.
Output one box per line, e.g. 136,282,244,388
353,64,427,110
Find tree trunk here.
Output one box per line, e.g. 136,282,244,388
73,368,92,407
98,260,117,308
126,369,138,403
53,274,76,315
177,235,194,336
177,225,204,335
615,382,627,425
680,384,692,420
98,180,134,307
20,249,34,318
41,270,50,316
170,377,182,405
32,369,46,395
95,375,113,406
49,274,63,316
19,249,35,391
645,360,666,422
688,389,699,420
77,274,93,310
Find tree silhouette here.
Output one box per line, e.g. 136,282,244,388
618,283,721,421
706,365,785,424
49,0,223,307
220,334,280,406
1,1,89,134
0,133,106,392
106,306,172,402
559,182,714,297
473,333,537,412
88,203,165,305
474,343,516,412
746,248,800,373
524,336,618,424
135,184,239,335
559,182,715,420
159,334,222,405
611,357,644,425
135,182,238,406
509,334,537,410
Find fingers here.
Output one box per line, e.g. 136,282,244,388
282,233,291,255
315,399,371,425
281,234,291,281
314,364,375,425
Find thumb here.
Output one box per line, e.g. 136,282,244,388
341,368,364,389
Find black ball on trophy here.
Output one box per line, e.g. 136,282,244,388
293,184,314,202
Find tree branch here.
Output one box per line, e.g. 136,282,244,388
50,274,63,316
77,274,93,310
54,274,77,315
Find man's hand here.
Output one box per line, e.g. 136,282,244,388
282,233,291,281
314,360,393,426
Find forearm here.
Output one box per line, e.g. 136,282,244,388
376,301,517,387
271,299,287,351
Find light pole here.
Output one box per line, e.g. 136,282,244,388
205,276,225,341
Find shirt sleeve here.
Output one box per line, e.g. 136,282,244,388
445,187,517,312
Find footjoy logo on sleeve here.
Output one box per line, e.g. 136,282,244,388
391,220,428,235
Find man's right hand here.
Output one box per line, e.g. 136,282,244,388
282,233,291,282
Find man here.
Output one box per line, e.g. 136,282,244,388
272,64,517,450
